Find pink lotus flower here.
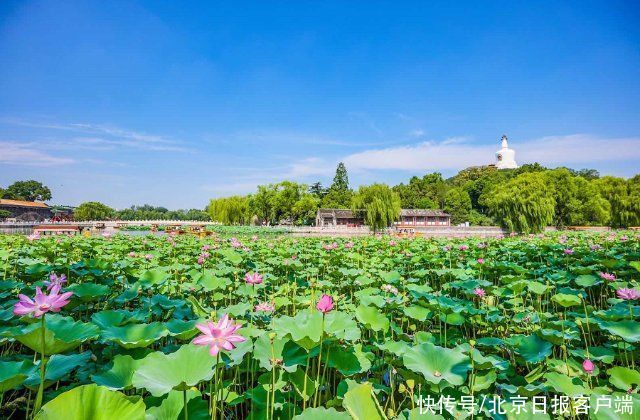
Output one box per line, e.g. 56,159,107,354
197,256,204,265
564,248,574,255
145,254,153,260
27,233,41,241
617,288,640,300
381,284,398,295
598,272,616,281
316,294,334,313
291,255,297,260
14,285,73,318
252,235,258,241
389,240,397,246
202,245,211,251
590,244,602,251
473,288,486,298
44,273,67,291
128,251,136,257
255,302,275,312
192,314,246,356
477,243,486,249
244,272,263,285
477,258,485,264
344,242,354,249
582,359,594,374
443,246,451,252
459,245,469,251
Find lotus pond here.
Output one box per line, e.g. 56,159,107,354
0,231,639,419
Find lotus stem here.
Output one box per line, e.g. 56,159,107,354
33,314,46,416
313,315,325,408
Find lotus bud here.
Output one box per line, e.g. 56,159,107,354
406,379,415,390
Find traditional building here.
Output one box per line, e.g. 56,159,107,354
315,209,364,227
0,199,52,221
315,208,450,228
394,209,451,227
495,134,518,169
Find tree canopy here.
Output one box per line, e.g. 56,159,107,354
484,172,555,233
351,183,401,233
2,180,52,202
74,202,115,221
118,205,210,221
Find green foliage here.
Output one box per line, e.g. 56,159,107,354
4,180,52,201
443,187,472,225
118,205,210,221
331,162,349,191
308,182,327,199
0,209,12,220
35,384,145,420
318,163,354,208
320,188,353,208
250,181,320,225
393,173,446,209
74,201,115,221
484,172,555,233
351,183,401,233
2,229,640,418
292,194,320,225
207,196,249,224
594,176,640,228
545,168,581,228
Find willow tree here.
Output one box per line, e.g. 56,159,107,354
594,176,640,228
485,172,555,233
207,196,249,225
351,183,401,233
74,202,115,221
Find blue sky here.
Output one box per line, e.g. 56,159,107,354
1,1,639,209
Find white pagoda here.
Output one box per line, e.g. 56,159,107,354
495,134,518,169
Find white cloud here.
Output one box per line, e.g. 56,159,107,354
0,141,74,166
409,129,425,137
340,134,640,172
517,134,640,165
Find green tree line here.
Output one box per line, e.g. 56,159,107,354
206,163,640,233
7,165,640,233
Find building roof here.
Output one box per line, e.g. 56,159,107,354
0,199,49,208
317,208,361,219
400,209,450,217
318,208,450,218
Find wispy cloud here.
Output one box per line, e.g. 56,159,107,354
0,141,74,166
0,118,189,152
204,129,401,148
347,112,383,136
